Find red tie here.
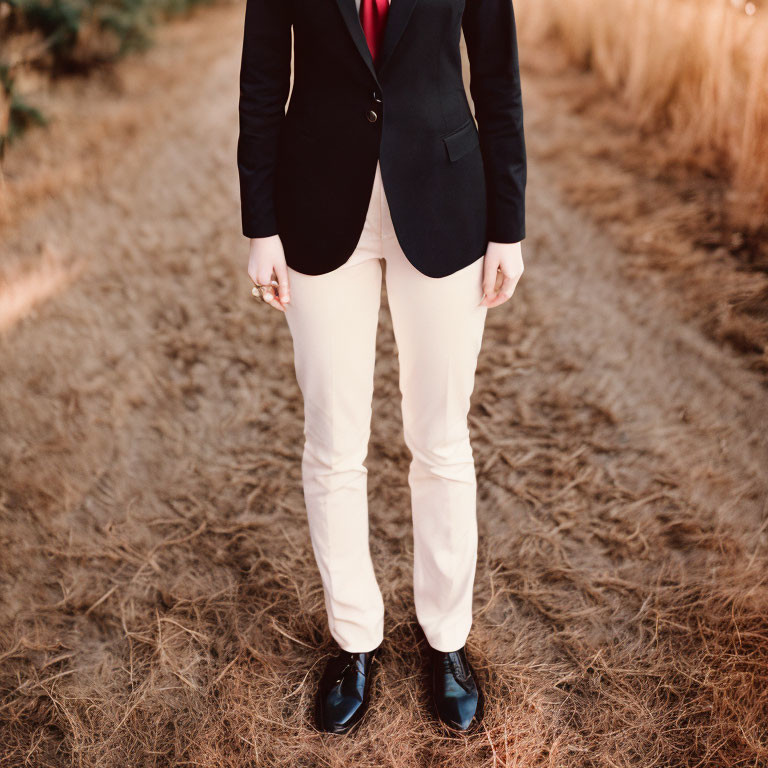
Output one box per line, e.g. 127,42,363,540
359,0,389,65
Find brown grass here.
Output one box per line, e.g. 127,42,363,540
1,2,768,766
516,0,768,235
2,375,767,766
513,2,768,375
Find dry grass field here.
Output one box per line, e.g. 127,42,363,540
516,0,768,375
1,2,767,767
517,0,768,233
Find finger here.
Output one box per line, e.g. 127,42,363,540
260,283,286,312
485,273,521,307
264,287,286,312
484,273,515,307
480,258,498,304
274,261,290,306
480,268,504,306
256,266,276,300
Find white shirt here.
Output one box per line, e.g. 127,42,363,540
354,0,391,11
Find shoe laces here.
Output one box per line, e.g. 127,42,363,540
442,650,473,688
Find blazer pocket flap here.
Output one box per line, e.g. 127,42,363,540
442,118,480,162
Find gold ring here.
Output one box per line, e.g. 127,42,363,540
251,279,279,301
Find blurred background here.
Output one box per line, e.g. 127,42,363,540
1,0,767,766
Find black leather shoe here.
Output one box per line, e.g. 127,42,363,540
429,644,484,732
314,644,381,734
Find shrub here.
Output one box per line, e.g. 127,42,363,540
0,0,217,149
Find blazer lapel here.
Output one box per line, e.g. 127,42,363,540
375,0,419,76
335,0,380,85
334,0,420,84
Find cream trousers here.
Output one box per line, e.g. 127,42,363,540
284,160,488,653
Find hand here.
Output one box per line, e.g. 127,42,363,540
479,241,524,308
248,234,291,313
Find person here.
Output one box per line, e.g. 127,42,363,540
238,0,526,735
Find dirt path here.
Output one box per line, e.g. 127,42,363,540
1,4,767,766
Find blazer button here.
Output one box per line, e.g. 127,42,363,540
366,109,378,123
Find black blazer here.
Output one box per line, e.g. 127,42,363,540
237,0,526,278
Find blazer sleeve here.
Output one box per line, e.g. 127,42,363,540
237,0,292,239
461,0,527,243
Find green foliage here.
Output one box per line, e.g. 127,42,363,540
3,97,47,153
97,0,157,57
0,0,219,150
17,0,84,68
0,63,47,158
14,0,159,70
